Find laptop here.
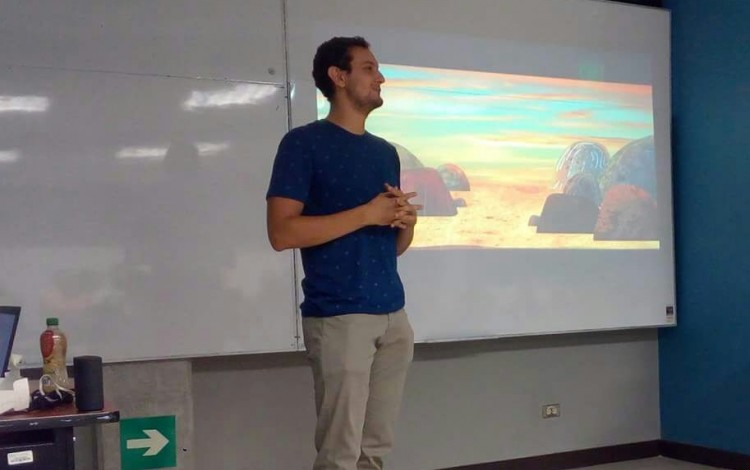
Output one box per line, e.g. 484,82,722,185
0,306,21,378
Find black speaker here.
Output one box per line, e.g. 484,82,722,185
74,355,104,412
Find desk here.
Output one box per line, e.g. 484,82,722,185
0,402,119,470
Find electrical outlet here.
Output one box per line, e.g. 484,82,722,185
542,403,560,418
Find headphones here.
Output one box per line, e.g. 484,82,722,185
29,375,74,410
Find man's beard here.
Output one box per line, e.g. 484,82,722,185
348,89,383,114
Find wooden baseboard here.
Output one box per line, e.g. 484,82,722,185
660,440,750,470
440,441,660,470
440,440,750,470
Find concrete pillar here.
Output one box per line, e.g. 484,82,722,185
97,360,194,470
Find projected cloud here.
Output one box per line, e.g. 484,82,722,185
317,64,658,249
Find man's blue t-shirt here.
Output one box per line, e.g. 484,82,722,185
266,120,405,317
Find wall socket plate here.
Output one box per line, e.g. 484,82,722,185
542,403,560,418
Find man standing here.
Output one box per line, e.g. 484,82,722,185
266,36,419,469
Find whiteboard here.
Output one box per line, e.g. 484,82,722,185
285,0,676,341
0,0,676,364
0,0,298,364
0,0,286,82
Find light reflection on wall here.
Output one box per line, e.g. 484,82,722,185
182,83,280,110
116,147,168,160
0,149,20,163
0,96,50,113
115,142,230,161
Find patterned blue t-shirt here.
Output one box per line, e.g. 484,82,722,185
266,120,405,317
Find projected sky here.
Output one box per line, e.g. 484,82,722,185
317,64,659,249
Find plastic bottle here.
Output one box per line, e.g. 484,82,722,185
40,317,70,393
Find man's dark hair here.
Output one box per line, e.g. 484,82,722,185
312,36,370,102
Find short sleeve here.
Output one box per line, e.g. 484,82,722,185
384,141,401,188
266,130,313,204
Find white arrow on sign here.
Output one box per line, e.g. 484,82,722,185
126,429,169,457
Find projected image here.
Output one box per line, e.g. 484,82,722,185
317,64,659,249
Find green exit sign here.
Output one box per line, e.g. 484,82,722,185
120,416,177,470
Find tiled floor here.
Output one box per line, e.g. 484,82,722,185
579,456,723,469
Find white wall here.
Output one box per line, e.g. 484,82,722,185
193,329,660,469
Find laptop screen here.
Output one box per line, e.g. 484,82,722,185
0,306,21,378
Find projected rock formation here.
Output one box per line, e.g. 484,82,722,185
401,168,458,216
530,136,658,241
531,141,610,233
563,173,603,206
594,184,657,241
390,142,464,216
600,136,656,198
530,193,599,233
554,141,610,191
391,141,425,170
437,163,471,191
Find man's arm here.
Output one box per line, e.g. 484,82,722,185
395,225,415,256
267,193,399,251
385,183,420,256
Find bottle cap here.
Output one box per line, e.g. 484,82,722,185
46,317,59,326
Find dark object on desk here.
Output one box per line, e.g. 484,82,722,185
74,355,104,412
29,389,74,411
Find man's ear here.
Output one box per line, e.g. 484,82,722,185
327,66,346,89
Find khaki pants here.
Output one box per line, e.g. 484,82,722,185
302,310,414,470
